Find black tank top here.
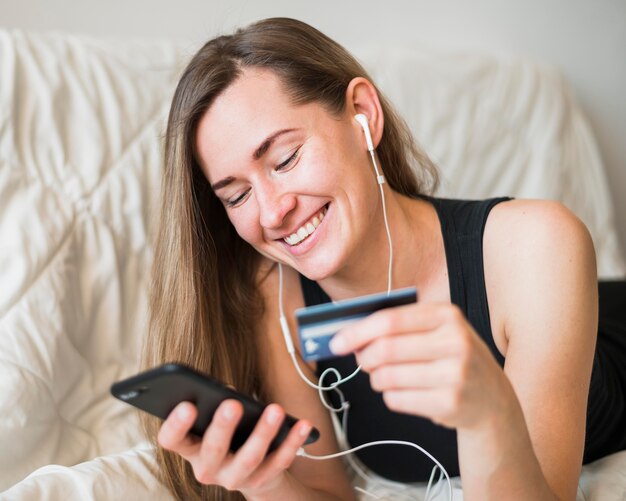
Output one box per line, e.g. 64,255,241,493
300,197,510,482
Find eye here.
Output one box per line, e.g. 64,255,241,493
225,189,251,208
275,147,300,172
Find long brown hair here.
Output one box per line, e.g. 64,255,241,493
142,17,438,500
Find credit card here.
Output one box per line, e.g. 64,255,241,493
295,287,418,362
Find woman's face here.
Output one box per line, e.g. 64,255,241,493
195,68,381,280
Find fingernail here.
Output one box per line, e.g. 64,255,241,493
329,335,346,354
266,406,281,425
177,404,192,420
221,404,235,421
299,423,312,437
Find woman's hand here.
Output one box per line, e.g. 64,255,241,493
330,302,517,430
157,400,313,497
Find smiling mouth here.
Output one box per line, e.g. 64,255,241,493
283,205,328,246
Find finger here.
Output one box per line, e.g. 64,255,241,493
193,399,244,482
157,401,201,457
382,388,456,425
330,302,455,355
247,420,313,487
219,404,286,486
356,330,456,370
368,360,460,391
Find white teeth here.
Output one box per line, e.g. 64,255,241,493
283,207,328,246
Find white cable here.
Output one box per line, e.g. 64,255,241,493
277,144,451,501
368,150,393,295
297,442,451,501
278,263,363,391
424,467,437,500
280,264,453,501
426,469,446,501
424,466,445,501
322,371,441,501
354,485,382,499
275,148,392,392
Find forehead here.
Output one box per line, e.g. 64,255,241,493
195,68,302,179
207,67,292,127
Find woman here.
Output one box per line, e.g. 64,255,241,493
143,17,625,500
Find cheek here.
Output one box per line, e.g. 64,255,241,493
296,156,351,194
227,206,261,244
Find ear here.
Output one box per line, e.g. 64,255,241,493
345,77,384,149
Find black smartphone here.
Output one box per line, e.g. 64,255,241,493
111,363,320,452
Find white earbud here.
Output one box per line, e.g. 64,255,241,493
354,114,374,152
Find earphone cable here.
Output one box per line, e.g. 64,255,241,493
278,263,363,391
296,441,452,501
369,150,393,294
276,130,451,500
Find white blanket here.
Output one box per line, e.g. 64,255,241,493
0,30,624,499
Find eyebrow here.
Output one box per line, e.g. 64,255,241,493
210,176,235,191
210,128,297,192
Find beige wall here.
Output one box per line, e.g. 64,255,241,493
2,0,625,256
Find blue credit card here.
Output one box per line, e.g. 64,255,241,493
295,287,418,362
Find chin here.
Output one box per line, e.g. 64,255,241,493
298,268,330,282
294,255,341,283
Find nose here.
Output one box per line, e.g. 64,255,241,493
255,180,296,230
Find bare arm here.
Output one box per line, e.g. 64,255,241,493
460,200,598,500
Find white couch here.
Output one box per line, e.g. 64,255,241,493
1,30,624,500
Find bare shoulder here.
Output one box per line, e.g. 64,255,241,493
484,199,595,256
484,199,596,279
483,199,598,350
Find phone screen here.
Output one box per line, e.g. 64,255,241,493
111,363,320,452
